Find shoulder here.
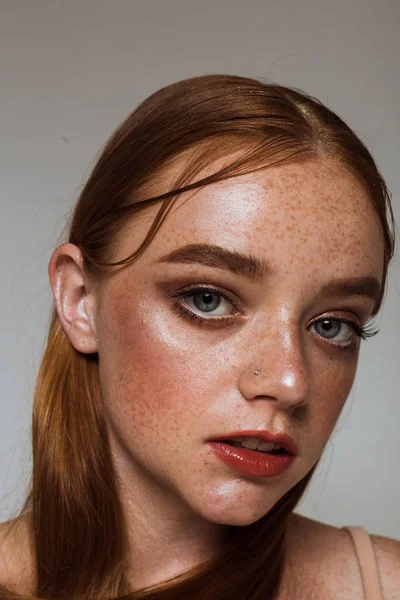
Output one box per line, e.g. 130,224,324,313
284,513,400,599
369,533,400,600
0,515,35,595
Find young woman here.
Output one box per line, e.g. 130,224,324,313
0,74,398,599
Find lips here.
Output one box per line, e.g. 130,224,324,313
209,430,298,456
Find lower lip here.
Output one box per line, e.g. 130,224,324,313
208,441,295,478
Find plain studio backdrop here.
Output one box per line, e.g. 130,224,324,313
0,0,399,537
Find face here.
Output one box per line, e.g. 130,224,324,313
90,158,384,526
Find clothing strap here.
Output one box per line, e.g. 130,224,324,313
343,526,383,600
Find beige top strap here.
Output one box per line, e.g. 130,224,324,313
343,526,383,600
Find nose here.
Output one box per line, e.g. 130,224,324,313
238,320,310,410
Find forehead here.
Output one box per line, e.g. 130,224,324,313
118,158,384,285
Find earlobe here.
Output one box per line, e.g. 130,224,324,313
48,243,98,354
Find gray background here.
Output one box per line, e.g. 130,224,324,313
0,1,399,537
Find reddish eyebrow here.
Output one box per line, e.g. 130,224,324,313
319,278,382,313
157,243,274,279
157,243,382,310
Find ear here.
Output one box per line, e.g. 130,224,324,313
48,243,98,354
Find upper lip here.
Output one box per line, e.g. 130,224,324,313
209,430,298,456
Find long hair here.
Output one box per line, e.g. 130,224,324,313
0,74,395,599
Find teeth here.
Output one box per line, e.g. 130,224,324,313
230,438,283,452
241,438,261,450
258,441,277,452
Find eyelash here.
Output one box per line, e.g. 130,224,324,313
166,284,379,352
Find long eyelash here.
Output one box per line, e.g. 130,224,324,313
324,319,379,356
342,319,380,341
167,286,381,344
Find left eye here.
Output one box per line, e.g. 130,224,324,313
309,319,355,344
184,290,235,316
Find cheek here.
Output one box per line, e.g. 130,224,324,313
95,289,218,450
310,348,359,442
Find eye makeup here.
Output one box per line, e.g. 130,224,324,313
164,283,379,351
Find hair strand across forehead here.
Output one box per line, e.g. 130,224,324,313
3,74,394,600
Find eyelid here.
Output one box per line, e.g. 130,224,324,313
308,315,379,345
165,283,243,314
165,284,379,342
307,313,361,339
165,283,376,330
308,318,355,344
308,310,361,324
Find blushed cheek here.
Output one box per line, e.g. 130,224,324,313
96,292,201,453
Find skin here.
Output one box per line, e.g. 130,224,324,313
49,157,385,592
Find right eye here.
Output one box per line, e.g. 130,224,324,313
181,288,237,317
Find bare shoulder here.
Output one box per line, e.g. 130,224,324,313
0,515,35,595
284,513,400,599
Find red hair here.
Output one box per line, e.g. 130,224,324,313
0,74,395,599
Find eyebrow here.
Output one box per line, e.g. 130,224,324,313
156,243,274,279
156,243,382,309
319,277,382,312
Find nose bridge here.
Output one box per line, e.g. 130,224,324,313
240,310,310,407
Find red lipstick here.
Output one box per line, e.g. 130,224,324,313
207,430,298,478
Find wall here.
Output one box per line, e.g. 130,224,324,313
0,0,399,537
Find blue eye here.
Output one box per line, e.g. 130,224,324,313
167,284,379,344
166,285,240,326
309,318,378,346
184,290,235,316
311,319,353,343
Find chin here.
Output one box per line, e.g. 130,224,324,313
199,503,271,527
189,484,279,526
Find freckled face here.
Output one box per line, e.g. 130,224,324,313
94,158,384,526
